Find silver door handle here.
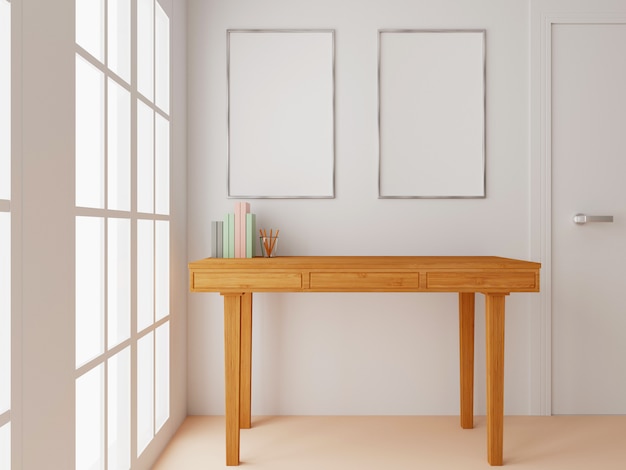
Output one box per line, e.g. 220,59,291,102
573,213,614,225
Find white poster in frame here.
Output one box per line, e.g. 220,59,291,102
228,29,335,198
378,29,486,198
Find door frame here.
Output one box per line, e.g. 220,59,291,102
530,4,626,416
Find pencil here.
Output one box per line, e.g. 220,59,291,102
269,229,279,255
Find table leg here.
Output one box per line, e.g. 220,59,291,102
223,294,242,466
240,292,253,429
485,293,507,466
459,293,475,429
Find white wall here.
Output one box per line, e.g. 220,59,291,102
187,0,538,416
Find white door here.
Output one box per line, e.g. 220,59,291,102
552,23,626,414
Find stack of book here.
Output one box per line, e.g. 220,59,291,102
210,202,256,258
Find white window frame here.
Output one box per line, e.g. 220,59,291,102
75,0,171,468
0,0,18,468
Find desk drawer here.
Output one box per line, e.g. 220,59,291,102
192,272,302,291
310,272,420,291
426,272,538,291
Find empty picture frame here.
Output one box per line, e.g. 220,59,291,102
378,30,486,198
227,29,335,198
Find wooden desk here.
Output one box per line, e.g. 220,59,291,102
188,256,541,466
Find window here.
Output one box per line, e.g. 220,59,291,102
0,0,12,468
75,0,170,468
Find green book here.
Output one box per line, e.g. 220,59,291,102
246,213,256,258
227,213,235,258
223,213,233,258
222,214,228,258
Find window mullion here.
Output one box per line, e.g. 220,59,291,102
76,45,131,97
75,336,132,379
76,45,132,97
152,208,156,437
103,0,109,212
152,316,156,442
75,207,132,219
102,2,110,466
151,0,157,439
102,217,109,470
103,358,109,470
152,0,156,107
0,410,9,428
129,0,139,465
75,43,104,71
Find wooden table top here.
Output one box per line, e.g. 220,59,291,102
189,255,541,294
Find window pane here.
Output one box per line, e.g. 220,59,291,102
137,0,154,101
154,114,169,215
155,220,169,322
0,0,10,200
76,365,104,470
0,213,9,415
76,56,105,209
137,332,154,456
108,79,131,211
107,0,131,83
0,423,10,470
76,216,104,367
137,100,154,214
108,218,130,348
155,322,170,432
137,219,154,331
155,3,169,113
108,348,130,470
76,0,104,62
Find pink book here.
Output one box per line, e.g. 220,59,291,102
239,202,250,257
234,202,250,258
234,202,242,258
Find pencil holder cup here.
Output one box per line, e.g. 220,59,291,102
260,236,279,258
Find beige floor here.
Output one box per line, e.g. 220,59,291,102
153,415,626,469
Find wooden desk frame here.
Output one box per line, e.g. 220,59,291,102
189,256,541,466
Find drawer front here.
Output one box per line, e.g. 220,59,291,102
192,272,302,291
310,272,420,291
426,272,538,291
